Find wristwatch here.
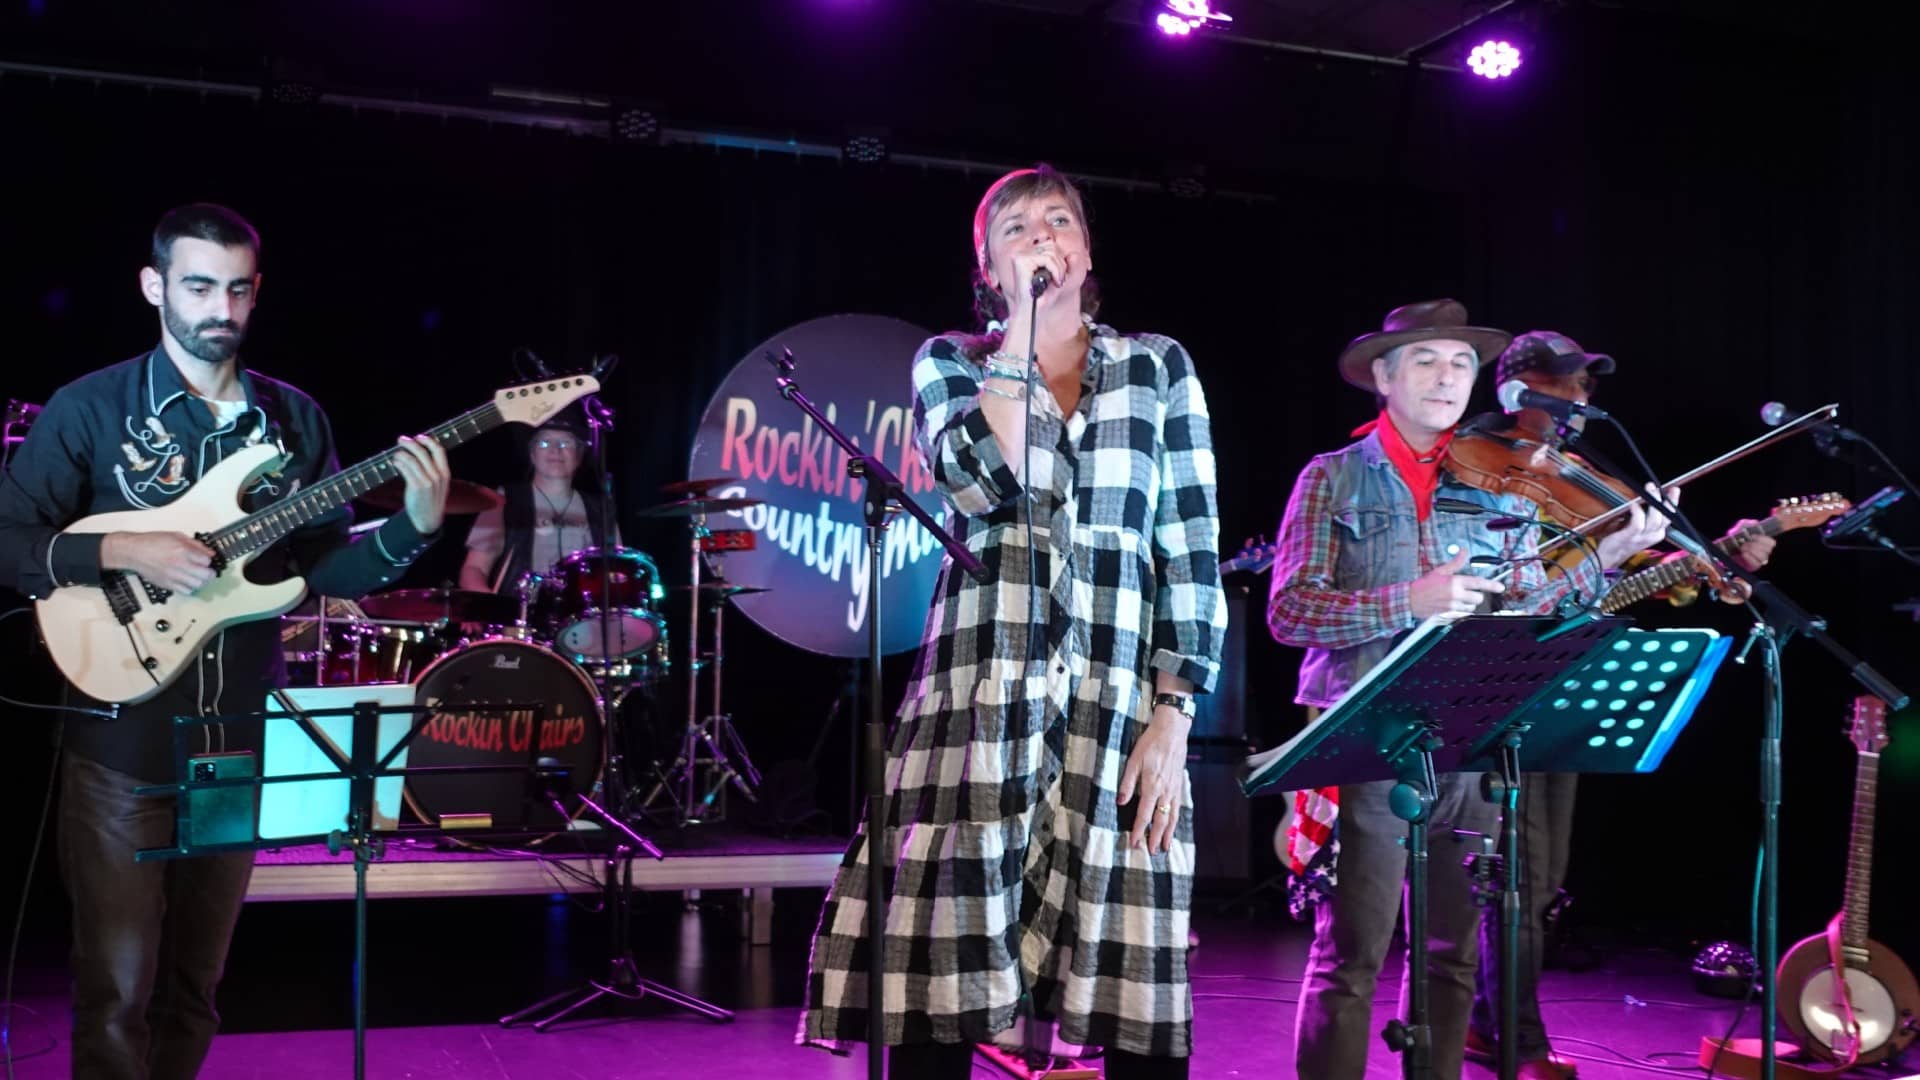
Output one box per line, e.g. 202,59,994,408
1152,692,1196,719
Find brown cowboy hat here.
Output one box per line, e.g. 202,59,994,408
1337,299,1512,391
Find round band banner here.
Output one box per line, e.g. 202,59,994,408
686,313,950,658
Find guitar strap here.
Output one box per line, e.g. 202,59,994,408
1817,911,1863,1070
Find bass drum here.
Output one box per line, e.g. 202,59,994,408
403,639,603,834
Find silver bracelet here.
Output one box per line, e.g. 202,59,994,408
983,353,1032,382
978,382,1027,402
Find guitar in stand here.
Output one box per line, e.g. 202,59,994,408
33,373,601,704
1775,695,1920,1067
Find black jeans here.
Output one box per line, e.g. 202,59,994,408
58,751,255,1079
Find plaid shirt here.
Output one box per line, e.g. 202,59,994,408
802,324,1224,1058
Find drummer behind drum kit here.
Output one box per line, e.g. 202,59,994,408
280,474,768,832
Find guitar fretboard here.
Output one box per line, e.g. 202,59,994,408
1600,519,1776,613
1842,751,1879,950
207,402,505,561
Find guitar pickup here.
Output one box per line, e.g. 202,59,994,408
700,530,756,553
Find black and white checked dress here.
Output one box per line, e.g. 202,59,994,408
799,324,1226,1058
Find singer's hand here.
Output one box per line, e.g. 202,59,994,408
1408,549,1505,619
1009,243,1068,313
1595,484,1677,568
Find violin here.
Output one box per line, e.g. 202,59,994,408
1444,416,1640,535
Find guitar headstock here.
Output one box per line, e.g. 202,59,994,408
493,375,601,427
1771,492,1851,531
1849,695,1889,755
1221,534,1278,576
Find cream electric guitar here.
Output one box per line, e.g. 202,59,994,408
1776,695,1920,1066
36,374,599,704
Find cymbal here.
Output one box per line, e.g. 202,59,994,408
659,476,739,496
358,587,518,624
359,477,503,515
670,583,772,598
635,496,761,518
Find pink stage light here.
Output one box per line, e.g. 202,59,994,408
1467,39,1523,79
1155,1,1229,36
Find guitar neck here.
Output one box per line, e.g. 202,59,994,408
1599,528,1751,613
209,401,507,561
1842,751,1879,951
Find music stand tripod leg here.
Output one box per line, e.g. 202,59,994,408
1381,729,1443,1080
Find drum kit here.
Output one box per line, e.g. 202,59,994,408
279,475,768,833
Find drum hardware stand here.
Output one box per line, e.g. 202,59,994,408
642,511,762,825
499,763,733,1031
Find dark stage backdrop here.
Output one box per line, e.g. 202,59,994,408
2,1,1916,971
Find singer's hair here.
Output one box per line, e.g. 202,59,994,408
151,203,261,276
967,164,1101,344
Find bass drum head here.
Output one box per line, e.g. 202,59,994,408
404,639,603,834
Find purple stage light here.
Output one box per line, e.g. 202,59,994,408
1155,0,1229,36
1467,39,1523,79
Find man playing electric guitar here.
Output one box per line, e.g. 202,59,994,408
0,204,451,1078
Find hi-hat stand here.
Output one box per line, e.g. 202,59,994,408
639,489,764,825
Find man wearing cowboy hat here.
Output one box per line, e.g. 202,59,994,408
1463,330,1776,1078
1266,301,1673,1079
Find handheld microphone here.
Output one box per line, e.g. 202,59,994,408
1498,379,1611,421
1824,485,1906,543
1030,267,1053,298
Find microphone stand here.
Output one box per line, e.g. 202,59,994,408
1568,420,1909,1080
583,358,643,832
766,347,984,1080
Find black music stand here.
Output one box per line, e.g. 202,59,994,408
1242,613,1639,1080
135,696,556,1080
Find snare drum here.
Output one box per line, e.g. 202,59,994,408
536,546,667,661
403,639,604,832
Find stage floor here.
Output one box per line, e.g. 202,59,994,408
5,888,1790,1080
248,822,847,901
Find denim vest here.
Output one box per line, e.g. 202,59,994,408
1295,432,1535,708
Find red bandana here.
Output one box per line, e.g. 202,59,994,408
1351,410,1454,521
